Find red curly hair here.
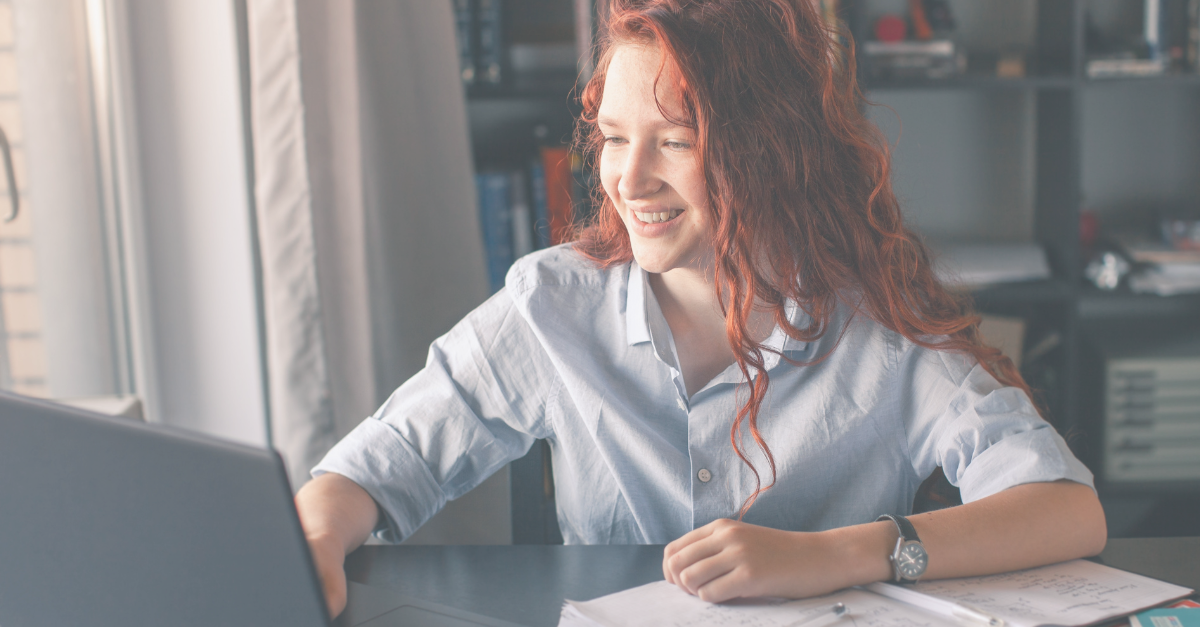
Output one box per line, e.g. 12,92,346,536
571,0,1031,517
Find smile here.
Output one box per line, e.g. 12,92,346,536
634,209,683,223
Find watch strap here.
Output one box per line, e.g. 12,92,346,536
876,514,920,543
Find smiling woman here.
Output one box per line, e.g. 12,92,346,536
596,45,711,277
295,0,1107,618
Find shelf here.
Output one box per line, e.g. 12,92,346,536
1077,289,1200,319
466,72,582,102
965,279,1077,308
1083,72,1200,87
862,74,1076,92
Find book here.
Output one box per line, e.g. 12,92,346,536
1125,600,1200,627
1163,0,1191,71
559,559,1193,627
1085,0,1178,78
863,40,963,80
864,40,955,56
510,170,534,259
1087,56,1167,78
451,0,477,84
1131,607,1200,627
1115,230,1200,295
570,150,596,226
1147,0,1165,61
475,172,514,293
477,0,504,85
529,159,552,249
540,145,574,245
1129,268,1200,295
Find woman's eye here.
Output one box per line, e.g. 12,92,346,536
665,141,691,151
603,136,626,145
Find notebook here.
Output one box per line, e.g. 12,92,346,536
559,559,1193,627
0,391,522,627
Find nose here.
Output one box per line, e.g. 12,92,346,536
616,144,661,200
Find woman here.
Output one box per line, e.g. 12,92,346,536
297,0,1106,617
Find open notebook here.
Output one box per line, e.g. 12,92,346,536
559,559,1192,627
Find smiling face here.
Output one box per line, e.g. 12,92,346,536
597,44,712,276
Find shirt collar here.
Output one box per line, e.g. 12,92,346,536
756,302,810,373
626,261,652,346
625,261,809,357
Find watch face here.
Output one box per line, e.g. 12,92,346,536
897,542,928,579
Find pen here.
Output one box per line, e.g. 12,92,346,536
785,602,849,627
863,582,1006,627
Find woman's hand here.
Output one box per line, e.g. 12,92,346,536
662,519,872,603
294,473,380,619
662,481,1107,605
306,531,350,617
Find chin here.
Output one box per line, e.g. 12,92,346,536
629,251,668,274
630,247,689,275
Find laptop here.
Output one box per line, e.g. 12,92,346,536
0,391,525,627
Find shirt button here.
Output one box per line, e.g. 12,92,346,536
697,468,712,483
676,398,687,411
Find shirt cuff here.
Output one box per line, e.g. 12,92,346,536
956,425,1095,504
311,418,448,543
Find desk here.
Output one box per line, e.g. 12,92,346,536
343,537,1200,627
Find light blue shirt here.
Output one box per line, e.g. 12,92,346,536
314,246,1093,544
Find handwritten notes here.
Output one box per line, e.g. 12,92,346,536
559,560,1193,627
903,559,1192,627
560,584,961,627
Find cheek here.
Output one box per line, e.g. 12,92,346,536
598,152,620,203
679,171,708,213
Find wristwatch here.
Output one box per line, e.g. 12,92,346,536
877,514,927,583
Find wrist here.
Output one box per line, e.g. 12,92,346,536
827,521,900,588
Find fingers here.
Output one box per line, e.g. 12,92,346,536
666,533,727,589
306,533,349,618
691,566,750,604
663,521,722,582
663,519,758,601
324,571,348,618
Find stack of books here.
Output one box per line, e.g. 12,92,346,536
863,40,964,81
475,145,589,293
1086,0,1200,78
1119,220,1200,296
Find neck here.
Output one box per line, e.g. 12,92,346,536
650,266,720,325
646,265,775,397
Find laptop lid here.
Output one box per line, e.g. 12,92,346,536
0,391,330,627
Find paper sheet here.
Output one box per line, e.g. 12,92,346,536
560,582,961,627
559,560,1193,627
902,560,1192,627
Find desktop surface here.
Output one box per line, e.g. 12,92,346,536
342,537,1200,627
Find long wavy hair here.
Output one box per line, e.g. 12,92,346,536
572,0,1032,517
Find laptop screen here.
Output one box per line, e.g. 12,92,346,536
0,391,330,627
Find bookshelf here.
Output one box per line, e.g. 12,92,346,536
456,0,1200,540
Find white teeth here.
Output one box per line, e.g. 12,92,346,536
635,209,682,223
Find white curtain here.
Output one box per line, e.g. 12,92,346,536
245,0,508,543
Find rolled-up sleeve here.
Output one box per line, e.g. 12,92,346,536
312,288,559,542
900,345,1094,504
